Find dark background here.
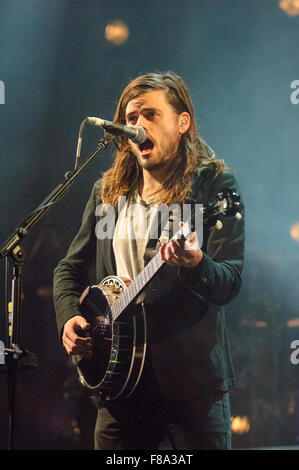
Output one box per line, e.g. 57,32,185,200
1,0,299,449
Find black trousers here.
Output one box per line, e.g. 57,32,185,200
94,389,231,450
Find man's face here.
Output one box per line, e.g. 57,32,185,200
125,90,186,174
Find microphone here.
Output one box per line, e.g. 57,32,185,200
86,117,147,144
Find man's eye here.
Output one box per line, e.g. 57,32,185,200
127,117,137,125
147,111,156,119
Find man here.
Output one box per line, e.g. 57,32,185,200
53,72,244,450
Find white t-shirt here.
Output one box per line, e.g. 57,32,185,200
113,192,158,282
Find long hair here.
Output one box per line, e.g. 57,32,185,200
101,72,227,205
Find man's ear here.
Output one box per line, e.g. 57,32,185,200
178,112,191,134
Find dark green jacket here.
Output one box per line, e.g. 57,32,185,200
53,170,244,401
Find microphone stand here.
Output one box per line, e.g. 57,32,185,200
0,131,115,450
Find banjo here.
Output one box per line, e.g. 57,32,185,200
72,189,241,402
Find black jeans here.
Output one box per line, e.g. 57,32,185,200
94,390,231,450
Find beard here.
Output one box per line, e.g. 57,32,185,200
131,138,181,174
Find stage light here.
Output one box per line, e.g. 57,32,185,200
231,416,250,435
290,222,299,243
105,20,129,45
287,318,299,327
279,0,299,16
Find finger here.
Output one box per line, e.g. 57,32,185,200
161,242,174,264
65,329,92,345
169,239,189,261
160,242,168,260
166,242,179,261
170,238,185,255
64,332,93,356
174,235,198,258
184,232,200,250
161,241,183,266
63,335,92,357
74,318,91,334
164,243,181,266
